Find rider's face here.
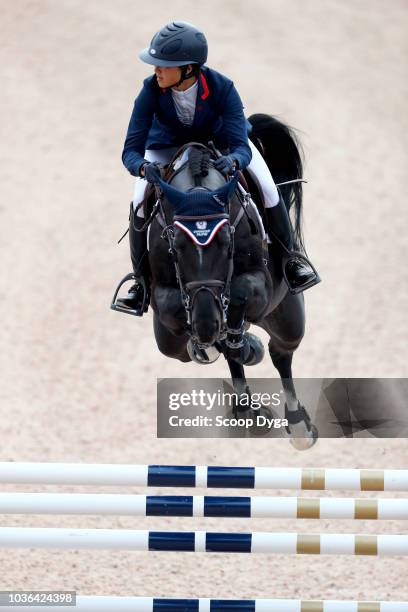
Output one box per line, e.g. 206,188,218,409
154,66,182,88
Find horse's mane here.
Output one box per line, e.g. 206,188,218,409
167,145,226,194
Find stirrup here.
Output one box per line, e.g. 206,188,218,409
282,250,321,294
110,272,149,317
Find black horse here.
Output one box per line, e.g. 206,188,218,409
115,114,318,448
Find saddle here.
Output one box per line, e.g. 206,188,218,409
141,143,267,241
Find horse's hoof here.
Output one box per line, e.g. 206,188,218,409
243,333,265,366
289,424,318,450
285,402,319,450
187,339,221,364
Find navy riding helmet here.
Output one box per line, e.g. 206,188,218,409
139,21,208,67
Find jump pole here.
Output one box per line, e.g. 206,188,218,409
0,528,407,555
0,597,406,611
0,492,407,520
0,463,407,491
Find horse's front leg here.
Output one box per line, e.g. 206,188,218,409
151,285,191,363
153,313,191,362
223,271,269,365
224,276,249,362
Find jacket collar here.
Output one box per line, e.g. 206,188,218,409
156,68,212,127
198,69,210,100
158,68,210,99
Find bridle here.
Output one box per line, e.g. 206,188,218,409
158,183,250,346
160,207,236,346
132,158,250,347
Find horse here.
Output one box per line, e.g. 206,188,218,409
120,114,318,448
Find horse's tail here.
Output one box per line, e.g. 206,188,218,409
248,113,305,251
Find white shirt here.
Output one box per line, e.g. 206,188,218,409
171,80,198,127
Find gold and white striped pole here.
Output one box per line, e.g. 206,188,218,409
0,528,406,556
0,463,407,491
0,597,406,611
0,493,406,520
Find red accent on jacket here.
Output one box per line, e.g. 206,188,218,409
200,71,210,100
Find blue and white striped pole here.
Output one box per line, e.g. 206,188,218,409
0,463,407,491
0,597,406,611
0,528,407,555
0,493,407,520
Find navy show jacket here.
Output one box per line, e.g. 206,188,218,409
122,66,252,177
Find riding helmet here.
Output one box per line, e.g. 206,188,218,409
139,21,208,67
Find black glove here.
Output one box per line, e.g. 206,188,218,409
143,162,162,184
213,155,236,176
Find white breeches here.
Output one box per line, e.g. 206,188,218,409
133,147,179,218
246,140,280,208
133,140,280,218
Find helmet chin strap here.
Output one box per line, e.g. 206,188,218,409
173,65,196,88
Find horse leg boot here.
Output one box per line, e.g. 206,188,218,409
224,281,264,367
223,279,251,365
265,197,319,293
115,206,151,316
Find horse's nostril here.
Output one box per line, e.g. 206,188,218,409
192,318,220,345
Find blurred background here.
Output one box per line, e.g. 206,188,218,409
0,0,407,602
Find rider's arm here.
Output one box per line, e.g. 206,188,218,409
122,80,155,177
220,84,252,170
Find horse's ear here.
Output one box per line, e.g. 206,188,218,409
212,174,238,205
157,178,188,213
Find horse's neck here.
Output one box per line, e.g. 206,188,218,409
169,167,224,192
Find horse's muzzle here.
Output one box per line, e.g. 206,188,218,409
189,283,224,347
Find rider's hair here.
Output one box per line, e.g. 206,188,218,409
171,63,201,88
179,63,201,83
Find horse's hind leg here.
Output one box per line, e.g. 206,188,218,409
225,359,257,418
227,360,249,396
153,313,191,363
262,291,317,447
268,349,297,410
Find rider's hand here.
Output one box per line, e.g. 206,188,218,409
214,155,236,176
142,162,162,184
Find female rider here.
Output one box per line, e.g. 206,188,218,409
115,21,317,315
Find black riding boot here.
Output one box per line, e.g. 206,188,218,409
265,196,319,293
115,207,151,316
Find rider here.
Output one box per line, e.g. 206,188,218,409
115,21,317,315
